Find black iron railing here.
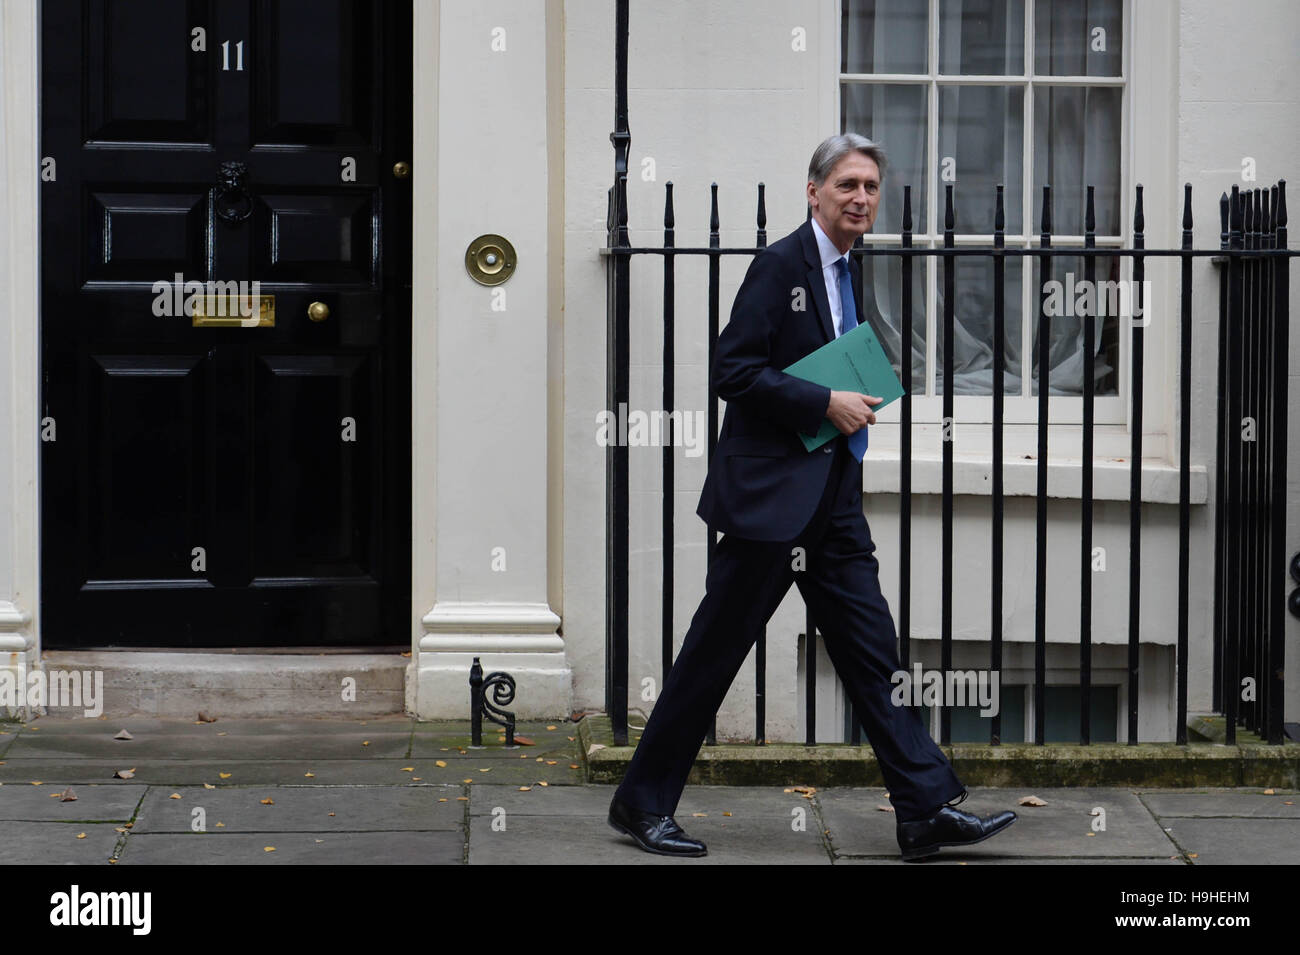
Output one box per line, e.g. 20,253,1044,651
601,2,1293,749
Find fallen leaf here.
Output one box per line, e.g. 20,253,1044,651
536,757,545,763
438,798,447,802
546,725,557,731
722,811,732,817
31,781,43,786
219,772,232,779
519,786,532,791
457,796,468,801
315,839,324,844
113,770,134,779
76,833,86,839
567,736,576,742
1018,795,1048,806
515,736,535,746
59,787,77,802
260,798,274,805
479,768,491,773
123,822,133,829
216,822,224,827
328,813,335,817
1189,853,1198,858
168,793,182,800
304,773,315,778
217,732,227,737
362,741,370,747
113,729,133,741
790,785,816,795
197,712,217,723
1284,801,1294,806
569,764,580,770
435,760,447,768
264,846,276,853
400,651,411,658
1264,788,1275,795
692,812,707,817
114,827,127,833
876,805,894,813
400,767,414,772
463,778,473,784
440,747,449,752
412,777,421,781
537,781,548,787
546,760,557,766
203,783,216,790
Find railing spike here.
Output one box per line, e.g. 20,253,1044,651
1182,183,1193,232
994,183,1005,234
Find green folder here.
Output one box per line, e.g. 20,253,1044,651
782,320,904,452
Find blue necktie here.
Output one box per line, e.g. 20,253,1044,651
835,257,869,461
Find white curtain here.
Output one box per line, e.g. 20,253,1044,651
842,0,1121,396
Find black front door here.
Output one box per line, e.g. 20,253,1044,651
40,0,413,647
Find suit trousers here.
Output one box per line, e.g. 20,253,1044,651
615,432,966,822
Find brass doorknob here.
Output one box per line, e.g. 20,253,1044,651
393,161,410,179
307,301,330,322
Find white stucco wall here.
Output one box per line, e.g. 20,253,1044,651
561,0,1299,742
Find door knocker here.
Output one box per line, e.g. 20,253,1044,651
214,161,254,224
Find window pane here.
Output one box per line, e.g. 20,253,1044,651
1033,86,1121,235
1042,685,1118,742
938,85,1024,233
841,0,929,74
854,248,927,395
950,684,1027,742
1029,254,1121,396
842,83,928,233
1033,0,1122,76
934,256,1024,396
939,0,1025,75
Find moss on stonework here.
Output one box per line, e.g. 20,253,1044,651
576,714,1300,788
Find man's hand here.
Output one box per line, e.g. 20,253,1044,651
826,391,883,434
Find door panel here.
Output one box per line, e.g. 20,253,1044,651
42,0,412,647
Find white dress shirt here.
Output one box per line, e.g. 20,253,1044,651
809,216,852,338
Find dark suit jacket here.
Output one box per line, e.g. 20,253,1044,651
696,218,867,542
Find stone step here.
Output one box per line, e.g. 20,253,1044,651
25,651,409,719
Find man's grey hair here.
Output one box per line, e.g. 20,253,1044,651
807,133,887,186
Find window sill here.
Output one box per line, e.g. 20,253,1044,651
862,449,1209,504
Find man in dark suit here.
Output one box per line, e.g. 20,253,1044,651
607,134,1017,861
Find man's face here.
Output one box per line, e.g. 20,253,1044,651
807,152,881,252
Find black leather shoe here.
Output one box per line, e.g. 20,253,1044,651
608,795,708,857
896,803,1017,861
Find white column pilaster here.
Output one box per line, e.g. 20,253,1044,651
410,1,570,718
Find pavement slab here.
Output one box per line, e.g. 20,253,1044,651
1139,789,1300,818
130,785,466,833
0,822,124,865
1151,818,1300,865
818,787,1178,861
116,830,465,865
0,784,146,821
